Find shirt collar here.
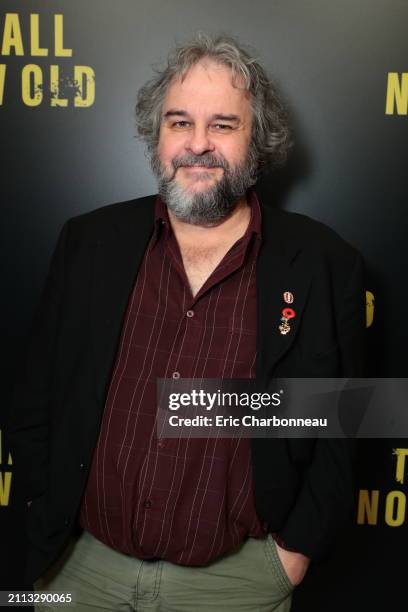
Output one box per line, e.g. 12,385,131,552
151,196,171,247
244,188,262,243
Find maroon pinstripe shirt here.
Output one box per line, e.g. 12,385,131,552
79,190,268,565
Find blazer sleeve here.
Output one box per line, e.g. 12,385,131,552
6,221,70,503
277,250,366,560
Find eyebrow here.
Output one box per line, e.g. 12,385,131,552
163,110,188,118
163,109,240,122
212,113,240,122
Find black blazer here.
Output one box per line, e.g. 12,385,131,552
7,193,365,585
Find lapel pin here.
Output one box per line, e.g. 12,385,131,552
282,308,295,319
283,291,294,304
278,307,296,335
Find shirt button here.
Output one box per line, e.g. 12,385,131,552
186,310,194,318
143,500,152,509
172,371,180,379
157,440,165,448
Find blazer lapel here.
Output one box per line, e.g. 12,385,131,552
256,203,313,382
90,196,155,405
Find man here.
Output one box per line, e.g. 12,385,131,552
7,33,365,611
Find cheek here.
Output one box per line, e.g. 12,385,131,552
158,126,186,150
157,137,182,166
222,142,249,166
157,128,171,155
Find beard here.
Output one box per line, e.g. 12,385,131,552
150,147,258,225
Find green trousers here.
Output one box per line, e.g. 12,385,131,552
34,529,293,611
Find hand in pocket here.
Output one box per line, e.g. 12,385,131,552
274,541,311,587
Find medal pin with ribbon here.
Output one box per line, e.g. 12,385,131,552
279,307,296,335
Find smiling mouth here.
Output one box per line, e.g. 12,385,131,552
182,165,221,171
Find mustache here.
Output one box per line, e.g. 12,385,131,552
170,154,229,178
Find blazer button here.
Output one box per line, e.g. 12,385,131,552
64,517,70,526
79,463,85,470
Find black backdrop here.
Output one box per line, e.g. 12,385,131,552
1,1,407,609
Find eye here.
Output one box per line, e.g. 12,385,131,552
172,121,191,128
212,123,233,131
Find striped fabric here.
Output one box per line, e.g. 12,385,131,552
79,191,268,565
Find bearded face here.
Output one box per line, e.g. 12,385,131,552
153,60,258,225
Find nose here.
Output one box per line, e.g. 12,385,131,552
185,125,215,155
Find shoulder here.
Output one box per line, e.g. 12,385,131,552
262,206,362,269
63,194,156,242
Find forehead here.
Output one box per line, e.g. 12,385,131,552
163,60,251,115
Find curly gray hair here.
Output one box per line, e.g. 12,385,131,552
135,33,292,170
